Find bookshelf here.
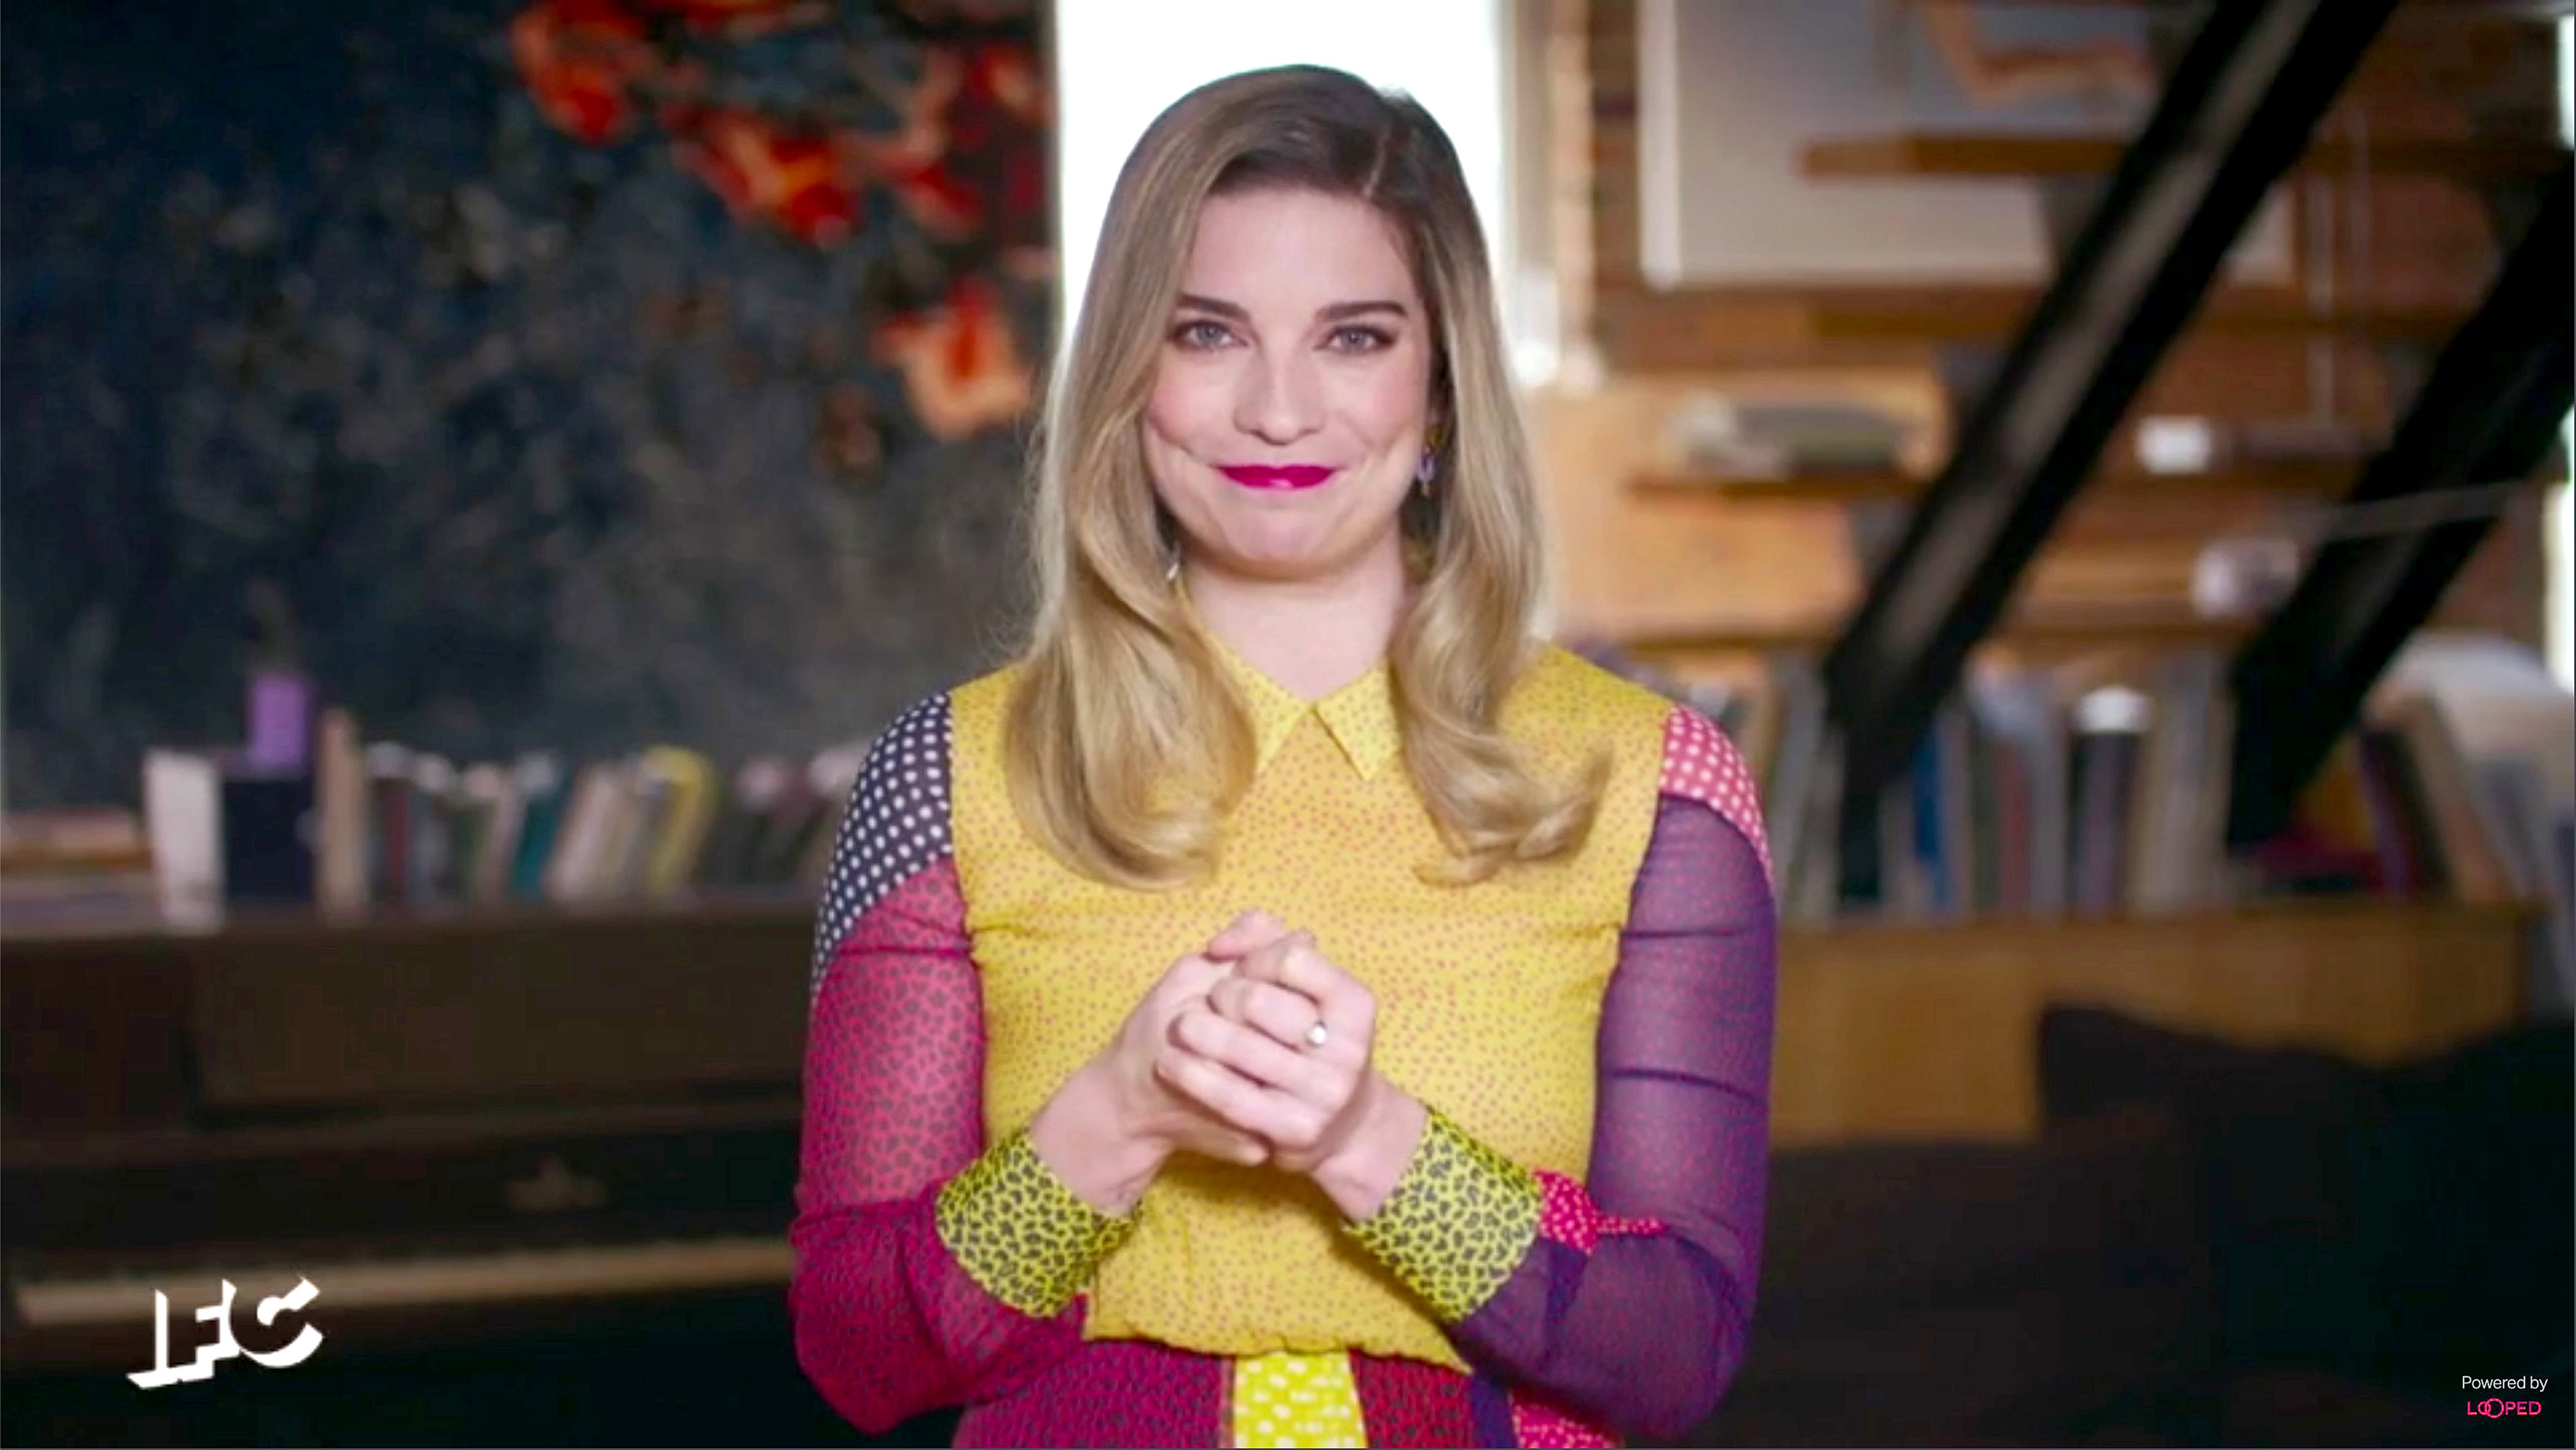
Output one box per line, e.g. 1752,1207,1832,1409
18,800,2534,1147
1614,602,2253,662
5,896,2527,1150
1630,459,2351,504
2,899,817,1128
0,889,817,948
1802,131,2568,182
1592,285,2470,368
1537,0,2569,1108
1770,896,2532,1146
1804,286,2470,346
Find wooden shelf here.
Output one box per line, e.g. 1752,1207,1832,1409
1632,458,2350,503
1798,284,2470,345
1805,131,2567,181
1780,896,2541,953
4,898,819,1123
1773,896,2532,1146
1612,602,2255,660
1590,284,2468,367
0,891,815,950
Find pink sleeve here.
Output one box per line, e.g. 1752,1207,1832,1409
1450,705,1778,1446
788,696,1086,1433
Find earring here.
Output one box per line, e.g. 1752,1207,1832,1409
1164,551,1182,586
1415,446,1437,497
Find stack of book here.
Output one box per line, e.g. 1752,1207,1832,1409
107,705,877,926
1663,396,1919,483
300,714,873,914
0,808,159,931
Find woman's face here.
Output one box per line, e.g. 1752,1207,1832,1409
1143,187,1433,587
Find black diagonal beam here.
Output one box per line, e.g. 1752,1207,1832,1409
1820,0,2401,815
2225,164,2573,848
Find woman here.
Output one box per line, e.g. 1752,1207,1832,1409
793,65,1776,1449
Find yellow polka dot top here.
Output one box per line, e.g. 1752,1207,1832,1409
945,627,1670,1369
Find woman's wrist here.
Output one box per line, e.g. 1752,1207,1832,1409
1310,1073,1428,1221
1027,1057,1168,1217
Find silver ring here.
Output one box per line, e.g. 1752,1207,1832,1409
1303,1020,1331,1050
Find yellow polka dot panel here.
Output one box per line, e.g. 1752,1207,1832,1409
1231,1351,1368,1449
948,630,1671,1367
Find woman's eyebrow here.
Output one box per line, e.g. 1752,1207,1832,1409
1317,300,1408,323
1170,295,1412,324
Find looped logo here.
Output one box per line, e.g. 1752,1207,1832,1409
2467,1398,2544,1418
129,1278,324,1390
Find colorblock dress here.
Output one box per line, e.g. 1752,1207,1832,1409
791,635,1778,1448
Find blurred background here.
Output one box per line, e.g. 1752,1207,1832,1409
3,1,2570,1445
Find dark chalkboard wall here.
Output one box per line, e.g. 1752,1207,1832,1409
2,0,1049,807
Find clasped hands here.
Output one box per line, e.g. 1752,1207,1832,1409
1038,909,1427,1221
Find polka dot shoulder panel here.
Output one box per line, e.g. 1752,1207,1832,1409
1657,703,1772,885
810,693,956,1004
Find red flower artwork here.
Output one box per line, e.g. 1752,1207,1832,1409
511,0,1045,253
874,277,1033,441
632,0,828,37
674,107,860,246
836,41,1047,250
509,0,1047,440
511,0,656,145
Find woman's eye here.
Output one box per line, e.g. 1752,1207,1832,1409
1328,326,1392,354
1173,319,1232,350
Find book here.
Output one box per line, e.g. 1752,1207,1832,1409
639,746,720,897
508,753,569,902
459,762,521,904
2358,727,2447,898
364,744,415,906
2378,693,2520,904
219,768,315,905
143,750,223,926
314,710,371,913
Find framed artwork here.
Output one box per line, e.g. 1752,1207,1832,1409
1589,0,2300,368
2,0,1053,806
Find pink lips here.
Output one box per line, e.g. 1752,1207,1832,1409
1218,464,1337,491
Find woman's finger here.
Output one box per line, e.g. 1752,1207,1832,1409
1233,932,1371,1038
1206,908,1292,962
1155,1044,1321,1147
1206,974,1324,1051
1170,999,1338,1097
1180,1113,1272,1166
1157,951,1230,1002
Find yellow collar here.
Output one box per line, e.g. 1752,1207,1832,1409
1197,624,1401,783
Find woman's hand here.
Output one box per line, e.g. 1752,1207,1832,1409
1172,911,1429,1219
1026,951,1271,1216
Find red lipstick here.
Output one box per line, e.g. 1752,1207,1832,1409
1218,464,1336,491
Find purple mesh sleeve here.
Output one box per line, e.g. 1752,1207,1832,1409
1450,792,1778,1444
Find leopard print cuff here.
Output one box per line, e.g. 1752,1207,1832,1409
1343,1110,1541,1322
934,1130,1137,1318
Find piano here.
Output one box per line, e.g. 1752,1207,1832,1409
3,901,817,1389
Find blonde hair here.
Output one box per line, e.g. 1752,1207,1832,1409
1007,64,1606,889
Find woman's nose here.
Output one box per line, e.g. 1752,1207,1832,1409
1233,350,1324,444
